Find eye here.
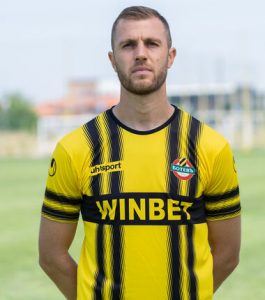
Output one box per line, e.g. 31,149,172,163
147,41,159,47
122,42,135,48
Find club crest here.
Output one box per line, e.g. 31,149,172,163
170,158,196,180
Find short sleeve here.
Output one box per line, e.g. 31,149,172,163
41,143,82,223
204,143,241,221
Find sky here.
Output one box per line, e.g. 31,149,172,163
0,0,264,102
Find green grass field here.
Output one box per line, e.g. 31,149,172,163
0,150,264,299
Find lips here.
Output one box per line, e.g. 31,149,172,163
131,66,152,73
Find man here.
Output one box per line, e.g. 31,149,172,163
39,6,241,300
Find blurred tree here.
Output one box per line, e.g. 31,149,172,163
0,93,37,131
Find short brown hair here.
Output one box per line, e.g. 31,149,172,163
111,6,172,50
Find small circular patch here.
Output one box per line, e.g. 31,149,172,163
49,158,57,177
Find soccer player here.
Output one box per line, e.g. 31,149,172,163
39,6,241,300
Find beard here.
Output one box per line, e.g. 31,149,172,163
115,61,168,96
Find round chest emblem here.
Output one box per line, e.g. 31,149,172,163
171,158,196,180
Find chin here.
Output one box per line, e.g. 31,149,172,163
133,79,154,88
129,86,159,96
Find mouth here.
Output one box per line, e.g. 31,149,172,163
131,66,152,74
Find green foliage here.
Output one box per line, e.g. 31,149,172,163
0,93,37,131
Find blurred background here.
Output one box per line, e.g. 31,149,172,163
0,0,264,299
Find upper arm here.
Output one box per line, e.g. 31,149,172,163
207,215,241,257
39,216,78,259
204,142,241,255
204,142,241,221
39,142,83,262
42,142,82,223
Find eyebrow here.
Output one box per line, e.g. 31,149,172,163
119,37,162,47
144,38,162,44
119,39,136,47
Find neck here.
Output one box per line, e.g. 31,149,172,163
113,85,174,131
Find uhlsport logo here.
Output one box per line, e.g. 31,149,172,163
48,158,57,177
90,161,123,176
171,158,196,180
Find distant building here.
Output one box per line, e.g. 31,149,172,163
168,83,265,149
36,79,119,116
36,80,265,155
36,80,119,155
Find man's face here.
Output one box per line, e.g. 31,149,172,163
109,17,176,95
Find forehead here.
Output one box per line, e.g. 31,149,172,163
114,17,167,44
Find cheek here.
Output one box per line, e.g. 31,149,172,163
116,54,131,70
115,60,130,77
154,55,169,70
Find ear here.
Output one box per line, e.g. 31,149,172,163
108,51,117,72
167,47,177,69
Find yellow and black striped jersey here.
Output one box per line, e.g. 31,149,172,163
42,106,240,300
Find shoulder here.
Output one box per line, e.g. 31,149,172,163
178,107,231,162
200,122,229,153
195,117,234,178
58,111,107,155
178,108,229,151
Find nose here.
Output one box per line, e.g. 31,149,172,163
135,42,147,62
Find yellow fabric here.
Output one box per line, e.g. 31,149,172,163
42,107,240,300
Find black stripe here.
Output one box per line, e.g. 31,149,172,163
105,111,123,194
94,224,104,300
83,118,103,196
105,111,124,299
169,225,181,300
179,158,186,165
206,203,241,217
45,188,82,205
80,218,205,226
187,225,197,300
204,186,240,203
42,205,79,220
187,117,201,197
83,192,203,202
168,109,181,194
111,225,123,300
81,192,205,225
